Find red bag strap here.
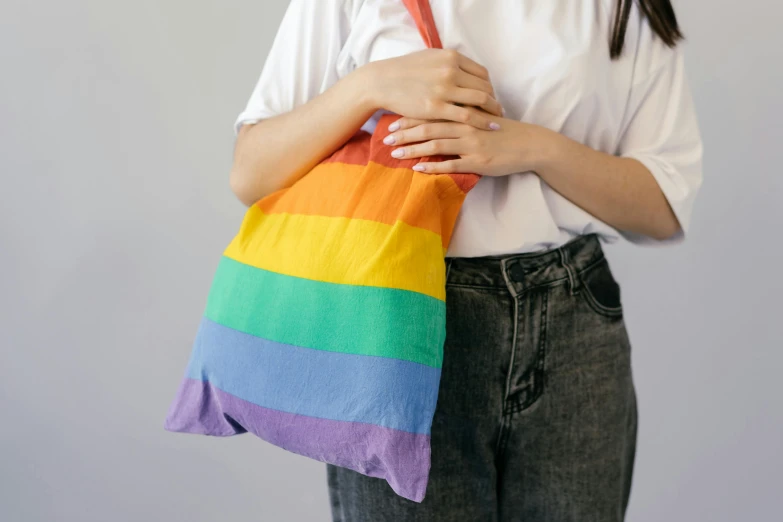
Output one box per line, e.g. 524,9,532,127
402,0,443,49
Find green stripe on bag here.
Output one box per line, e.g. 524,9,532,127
204,256,446,368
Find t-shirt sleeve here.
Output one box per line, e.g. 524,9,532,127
615,42,704,245
233,0,353,135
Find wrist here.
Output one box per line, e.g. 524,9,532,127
531,126,569,177
348,63,383,114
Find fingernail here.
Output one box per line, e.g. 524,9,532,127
391,148,405,158
383,135,396,145
413,164,426,172
388,122,400,132
490,122,501,130
501,107,507,116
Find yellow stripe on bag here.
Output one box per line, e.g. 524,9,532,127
224,205,447,301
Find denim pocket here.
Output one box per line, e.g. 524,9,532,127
578,257,624,318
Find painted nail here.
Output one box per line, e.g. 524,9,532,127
391,148,405,158
413,164,426,172
383,135,396,145
490,122,501,130
388,122,400,132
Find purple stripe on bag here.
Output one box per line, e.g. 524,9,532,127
164,378,432,502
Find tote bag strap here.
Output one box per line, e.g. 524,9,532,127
402,0,443,49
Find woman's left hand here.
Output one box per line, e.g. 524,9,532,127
383,109,562,177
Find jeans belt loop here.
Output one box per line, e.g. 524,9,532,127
558,247,581,296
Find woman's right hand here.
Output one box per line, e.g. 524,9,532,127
361,49,503,131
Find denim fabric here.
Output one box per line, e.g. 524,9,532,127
326,234,638,521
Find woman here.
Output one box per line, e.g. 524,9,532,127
230,0,703,520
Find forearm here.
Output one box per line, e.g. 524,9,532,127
230,49,504,206
229,69,376,206
535,131,681,240
382,114,681,240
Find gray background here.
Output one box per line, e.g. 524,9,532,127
1,0,780,520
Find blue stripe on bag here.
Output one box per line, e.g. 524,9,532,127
185,318,442,435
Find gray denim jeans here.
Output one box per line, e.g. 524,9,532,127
326,234,638,521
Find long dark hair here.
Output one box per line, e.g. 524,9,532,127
611,0,683,59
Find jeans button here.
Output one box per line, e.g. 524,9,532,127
508,262,526,282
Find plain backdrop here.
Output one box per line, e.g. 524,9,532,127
1,1,780,521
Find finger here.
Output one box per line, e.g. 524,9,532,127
389,117,453,132
412,159,471,174
385,122,466,146
451,51,490,81
388,118,429,132
449,87,503,117
390,139,464,160
456,69,495,98
439,103,501,130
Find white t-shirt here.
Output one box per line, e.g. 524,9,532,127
234,0,703,257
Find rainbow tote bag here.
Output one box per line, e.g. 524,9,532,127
163,0,479,503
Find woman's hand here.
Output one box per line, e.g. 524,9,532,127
361,49,504,131
383,109,682,240
382,109,562,176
